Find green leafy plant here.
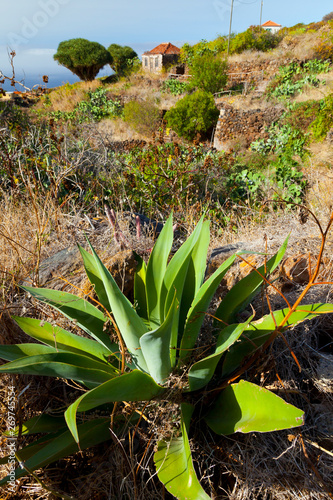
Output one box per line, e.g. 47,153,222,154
50,87,123,124
162,79,190,95
273,155,308,205
267,60,330,99
1,214,332,498
226,168,266,205
164,90,219,140
251,123,308,158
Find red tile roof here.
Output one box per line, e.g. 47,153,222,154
144,43,181,55
262,20,282,27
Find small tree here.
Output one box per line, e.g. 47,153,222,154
164,90,219,140
107,44,139,75
54,38,112,82
189,54,228,94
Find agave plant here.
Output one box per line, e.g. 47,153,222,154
1,214,332,498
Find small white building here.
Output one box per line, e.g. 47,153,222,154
142,43,181,73
261,20,282,34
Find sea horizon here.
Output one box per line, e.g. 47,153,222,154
2,68,114,92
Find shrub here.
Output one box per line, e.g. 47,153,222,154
188,53,228,94
107,44,139,75
314,21,333,61
180,40,218,66
54,38,112,81
230,26,280,54
164,90,219,140
123,99,161,136
322,12,333,22
282,100,321,131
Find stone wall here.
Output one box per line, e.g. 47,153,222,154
225,58,296,90
213,104,283,151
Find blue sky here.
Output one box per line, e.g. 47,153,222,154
1,0,332,88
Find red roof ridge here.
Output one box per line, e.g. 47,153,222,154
144,42,181,55
262,20,282,27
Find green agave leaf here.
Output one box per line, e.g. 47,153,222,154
134,252,148,319
21,286,113,352
65,370,165,444
162,216,204,321
6,414,67,436
146,213,174,326
84,239,149,372
205,380,304,434
222,303,333,376
0,418,111,486
162,216,205,366
140,295,179,384
178,220,210,338
154,403,210,500
13,316,117,362
178,254,236,364
78,243,114,311
188,316,253,392
215,236,289,325
0,343,57,361
0,352,118,386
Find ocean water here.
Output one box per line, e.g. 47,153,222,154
2,72,81,92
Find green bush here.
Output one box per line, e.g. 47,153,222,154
230,26,280,54
189,54,228,94
107,44,139,75
180,28,280,61
180,40,218,66
53,38,112,81
123,99,161,136
164,90,219,140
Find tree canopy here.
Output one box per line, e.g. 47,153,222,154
107,44,138,75
164,90,219,140
189,54,228,94
53,38,112,81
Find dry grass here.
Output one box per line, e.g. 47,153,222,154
228,49,279,65
96,116,148,142
39,80,102,113
0,194,67,293
306,156,333,215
